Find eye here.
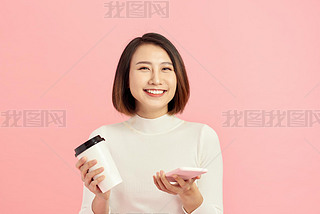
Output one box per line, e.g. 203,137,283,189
162,67,173,71
139,67,149,70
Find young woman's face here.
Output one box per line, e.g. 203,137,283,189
129,43,177,118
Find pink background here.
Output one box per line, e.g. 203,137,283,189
1,0,319,213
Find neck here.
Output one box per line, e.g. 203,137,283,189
124,113,184,135
135,107,168,119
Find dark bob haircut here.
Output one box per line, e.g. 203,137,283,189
112,32,190,116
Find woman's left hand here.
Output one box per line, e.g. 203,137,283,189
153,170,201,196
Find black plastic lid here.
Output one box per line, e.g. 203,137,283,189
74,135,105,157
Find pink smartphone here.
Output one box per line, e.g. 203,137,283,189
165,167,208,182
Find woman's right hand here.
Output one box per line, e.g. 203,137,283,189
75,156,111,201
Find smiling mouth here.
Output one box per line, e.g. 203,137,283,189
143,89,167,95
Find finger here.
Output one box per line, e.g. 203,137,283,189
81,159,97,181
85,167,104,187
189,177,197,185
172,174,185,186
75,156,87,169
190,175,201,184
87,167,104,181
153,176,178,195
154,175,176,195
155,172,166,189
80,159,97,172
156,172,176,195
153,175,161,190
159,171,178,193
90,175,105,193
172,175,193,192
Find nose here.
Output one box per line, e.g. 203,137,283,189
148,68,162,85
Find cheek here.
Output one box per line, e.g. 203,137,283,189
129,73,145,97
169,76,177,92
129,73,137,96
129,72,139,89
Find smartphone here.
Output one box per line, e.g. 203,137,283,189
165,167,208,182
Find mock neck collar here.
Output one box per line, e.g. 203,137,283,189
123,113,184,135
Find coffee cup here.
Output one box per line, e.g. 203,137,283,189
75,135,122,193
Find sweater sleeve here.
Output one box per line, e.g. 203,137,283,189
78,179,113,214
181,124,223,214
78,183,95,214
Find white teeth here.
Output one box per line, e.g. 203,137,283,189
146,89,165,94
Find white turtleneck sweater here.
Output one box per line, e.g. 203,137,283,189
79,114,223,214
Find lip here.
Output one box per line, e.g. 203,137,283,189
144,89,167,91
143,89,167,97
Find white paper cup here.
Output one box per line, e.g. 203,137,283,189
75,135,122,193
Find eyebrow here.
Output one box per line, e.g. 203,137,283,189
136,61,173,66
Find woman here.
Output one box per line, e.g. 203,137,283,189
75,33,223,214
